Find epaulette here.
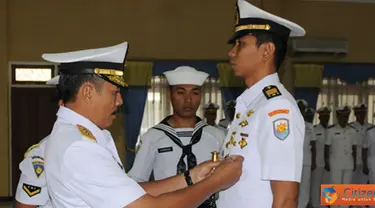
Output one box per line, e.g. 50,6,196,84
347,124,358,131
367,125,375,131
328,124,336,129
262,85,282,100
24,144,40,158
76,124,96,142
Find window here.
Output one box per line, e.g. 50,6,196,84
11,64,55,85
314,78,375,125
138,76,224,139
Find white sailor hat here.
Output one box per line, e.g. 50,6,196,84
204,103,219,110
353,103,367,111
296,99,308,108
229,0,306,44
163,66,209,86
336,105,351,113
42,42,129,88
317,106,331,114
305,107,315,114
46,75,60,85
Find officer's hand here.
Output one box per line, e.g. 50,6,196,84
210,155,244,190
363,166,369,175
190,160,220,184
324,163,330,172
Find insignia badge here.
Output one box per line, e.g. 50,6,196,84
77,124,96,142
32,161,44,178
239,120,248,127
236,113,241,119
22,184,41,197
239,138,248,149
263,85,282,100
247,109,254,117
240,133,249,137
226,132,237,148
273,118,290,140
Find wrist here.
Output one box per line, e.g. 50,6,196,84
184,170,194,186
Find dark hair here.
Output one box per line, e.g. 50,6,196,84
58,74,104,103
252,31,288,70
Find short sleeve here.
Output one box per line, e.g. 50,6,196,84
63,141,146,208
257,99,304,182
325,130,332,145
364,130,371,148
128,131,157,182
15,157,50,206
309,126,317,142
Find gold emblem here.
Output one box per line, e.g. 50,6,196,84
239,138,248,149
239,120,248,127
77,124,96,142
247,109,254,117
226,132,237,148
236,113,241,119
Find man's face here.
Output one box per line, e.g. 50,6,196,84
355,110,366,123
337,111,350,126
90,81,123,129
318,113,330,126
228,35,265,77
204,109,217,125
169,84,201,118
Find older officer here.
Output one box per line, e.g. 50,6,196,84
129,66,226,208
325,105,357,208
15,76,61,208
217,0,306,207
43,42,243,208
349,104,372,190
311,106,331,208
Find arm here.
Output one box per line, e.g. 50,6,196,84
15,202,38,208
352,131,357,170
363,131,370,169
257,100,304,208
128,132,157,182
324,131,332,171
310,130,317,169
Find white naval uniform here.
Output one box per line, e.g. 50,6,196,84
325,124,357,208
217,118,231,136
349,121,372,185
217,73,305,208
311,124,330,208
298,122,316,208
45,106,145,208
15,137,52,208
128,121,225,182
364,126,375,184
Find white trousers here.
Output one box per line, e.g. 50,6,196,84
311,167,331,208
352,165,368,208
298,165,311,208
330,168,353,208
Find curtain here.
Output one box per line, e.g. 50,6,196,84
137,76,224,145
314,78,375,125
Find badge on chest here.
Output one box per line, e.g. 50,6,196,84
158,146,173,153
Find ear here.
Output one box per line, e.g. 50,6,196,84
262,42,276,62
80,82,95,103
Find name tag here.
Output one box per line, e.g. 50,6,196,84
316,133,322,136
158,147,173,153
335,132,341,135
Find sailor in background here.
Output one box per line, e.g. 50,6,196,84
311,106,331,208
364,116,375,184
129,66,226,208
297,105,316,208
204,102,220,127
15,75,61,208
349,103,372,195
217,100,236,136
324,105,357,208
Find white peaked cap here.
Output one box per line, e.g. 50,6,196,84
353,103,367,110
296,99,308,107
163,66,209,86
305,107,315,114
46,75,60,85
42,42,128,64
317,106,332,113
336,105,352,112
204,103,219,110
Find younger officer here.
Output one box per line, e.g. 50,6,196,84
43,42,243,208
217,0,306,207
350,103,372,190
311,106,331,208
204,102,220,127
129,66,226,208
15,75,61,208
324,105,357,208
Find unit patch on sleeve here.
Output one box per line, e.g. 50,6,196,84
263,85,282,100
273,118,289,140
22,184,41,197
32,161,44,178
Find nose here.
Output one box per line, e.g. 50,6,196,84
228,45,236,58
116,92,123,106
185,94,192,103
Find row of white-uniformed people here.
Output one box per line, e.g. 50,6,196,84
296,99,374,208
